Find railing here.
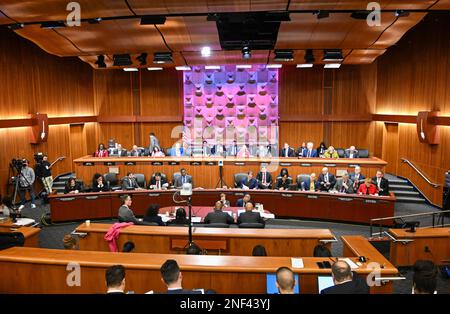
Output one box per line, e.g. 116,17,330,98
369,210,450,237
400,158,440,188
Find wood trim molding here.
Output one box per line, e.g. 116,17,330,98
372,114,417,124
280,114,373,122
48,116,97,125
97,115,182,123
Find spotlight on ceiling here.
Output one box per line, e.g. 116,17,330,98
205,65,221,70
123,68,139,72
175,66,192,71
201,46,211,57
274,50,294,62
266,64,282,69
88,17,102,24
8,23,24,30
304,49,315,63
113,54,132,66
40,21,66,29
236,65,252,69
350,11,371,20
324,63,341,69
242,46,252,60
94,55,107,68
153,52,173,64
137,53,148,66
297,64,313,68
313,10,329,19
147,67,163,71
323,49,343,62
140,15,167,25
395,10,410,17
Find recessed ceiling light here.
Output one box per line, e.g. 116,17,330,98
205,65,221,70
297,64,313,68
123,68,139,72
201,46,211,57
175,66,192,71
324,63,341,69
147,67,163,71
236,65,252,69
266,64,282,69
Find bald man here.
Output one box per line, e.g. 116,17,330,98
276,267,296,294
318,167,336,192
320,261,369,294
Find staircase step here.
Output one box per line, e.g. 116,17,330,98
389,179,409,184
396,196,426,203
390,184,414,191
393,191,421,196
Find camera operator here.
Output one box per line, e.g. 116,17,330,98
18,159,36,210
35,154,53,194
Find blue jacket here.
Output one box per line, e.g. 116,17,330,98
241,177,258,189
299,178,320,191
302,149,318,158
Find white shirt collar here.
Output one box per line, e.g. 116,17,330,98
107,289,124,293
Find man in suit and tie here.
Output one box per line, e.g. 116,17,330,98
297,142,307,158
106,265,126,294
110,144,128,157
149,132,160,152
240,171,258,189
372,170,390,196
349,166,365,190
227,140,239,157
302,142,318,158
170,142,185,157
300,173,320,191
122,172,142,190
237,202,265,226
128,145,141,157
320,261,369,294
174,168,193,188
333,172,354,194
201,140,211,157
280,143,295,158
318,167,336,192
160,260,203,294
149,172,168,190
204,201,234,225
219,193,231,208
236,194,252,207
256,166,273,189
344,146,359,158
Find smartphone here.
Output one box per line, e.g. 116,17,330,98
323,261,332,268
317,262,325,269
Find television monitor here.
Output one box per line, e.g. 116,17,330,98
317,276,334,293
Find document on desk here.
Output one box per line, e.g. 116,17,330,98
191,217,202,223
338,258,359,269
291,258,304,269
12,218,35,226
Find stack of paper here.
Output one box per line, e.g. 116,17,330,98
291,258,304,268
12,218,35,227
338,258,359,269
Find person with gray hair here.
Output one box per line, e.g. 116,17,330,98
276,267,296,294
320,260,369,294
333,171,354,194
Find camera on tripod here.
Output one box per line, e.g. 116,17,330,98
11,158,26,171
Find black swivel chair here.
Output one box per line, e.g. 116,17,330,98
358,149,369,158
0,232,25,250
234,173,249,188
104,173,121,191
296,174,310,190
201,223,231,228
336,148,345,158
134,174,146,188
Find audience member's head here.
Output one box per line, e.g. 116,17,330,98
121,194,132,206
364,177,372,187
175,207,187,222
301,142,306,148
280,168,289,177
376,170,384,179
186,243,202,255
154,172,162,180
412,260,438,294
67,177,76,187
243,194,251,203
145,204,160,218
245,202,254,212
98,143,105,150
354,166,361,174
252,245,267,256
132,145,138,151
284,143,289,149
260,165,267,172
327,146,335,153
276,267,296,294
105,265,126,293
180,168,187,176
127,172,134,179
214,201,223,211
63,234,77,250
322,167,329,175
349,145,356,151
313,244,332,257
307,142,314,149
319,142,326,149
92,173,101,184
122,241,135,253
247,171,253,179
160,259,182,288
310,172,317,181
342,172,349,181
220,193,227,201
331,261,352,285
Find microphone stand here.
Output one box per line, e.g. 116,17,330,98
187,196,194,247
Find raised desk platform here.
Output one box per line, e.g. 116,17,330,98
75,223,335,256
74,155,387,189
388,227,450,266
0,237,398,294
49,189,395,225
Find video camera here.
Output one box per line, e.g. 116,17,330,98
11,158,26,171
34,152,44,164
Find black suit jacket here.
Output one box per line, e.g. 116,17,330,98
165,289,203,294
204,210,234,224
143,215,165,226
275,178,290,190
320,273,369,294
149,177,168,188
256,171,273,184
237,211,265,226
318,173,336,190
372,177,390,196
280,147,295,157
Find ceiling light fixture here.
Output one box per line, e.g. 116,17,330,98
324,63,341,69
242,46,252,60
266,64,282,69
205,65,221,70
123,68,139,72
153,52,173,64
147,67,163,71
201,46,211,57
323,49,343,62
236,65,252,69
175,66,192,71
113,54,132,66
297,64,313,68
274,50,294,62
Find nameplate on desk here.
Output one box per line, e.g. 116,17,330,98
104,162,116,166
307,195,319,199
148,193,160,197
190,161,202,166
338,197,354,202
349,164,360,168
364,199,377,204
83,162,94,166
300,163,311,167
168,161,180,165
205,161,217,166
151,161,163,166
234,192,244,196
281,193,293,198
234,162,245,166
58,197,75,201
324,164,336,167
280,163,292,167
85,196,99,200
124,162,136,166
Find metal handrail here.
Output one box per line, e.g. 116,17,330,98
400,158,440,188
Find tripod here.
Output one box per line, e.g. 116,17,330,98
215,164,228,188
11,164,35,210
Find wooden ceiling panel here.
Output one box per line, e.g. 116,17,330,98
430,0,450,9
0,0,132,24
0,10,14,24
79,52,186,69
343,49,387,64
275,14,319,49
183,50,269,65
249,0,289,11
290,0,442,10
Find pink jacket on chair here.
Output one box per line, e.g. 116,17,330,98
104,222,134,252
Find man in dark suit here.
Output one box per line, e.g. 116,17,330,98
128,145,141,157
297,142,307,158
256,166,273,189
160,259,203,294
122,172,142,190
111,144,128,157
105,265,126,294
344,146,359,158
237,202,265,226
372,170,390,196
318,167,336,192
349,166,365,190
204,201,234,225
236,194,252,207
240,171,258,189
149,172,168,190
302,142,318,158
280,143,295,158
299,173,320,191
174,168,193,188
211,144,226,157
227,140,239,157
320,261,369,294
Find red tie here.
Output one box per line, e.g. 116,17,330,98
263,172,266,184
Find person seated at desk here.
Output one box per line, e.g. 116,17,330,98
236,144,250,158
372,170,390,196
321,261,369,294
92,174,110,192
64,177,81,194
106,265,126,294
149,172,168,190
118,194,145,225
317,142,327,158
151,146,165,157
302,142,318,158
349,166,365,190
323,146,339,158
412,260,438,294
143,204,165,226
318,167,336,192
211,144,226,157
128,145,141,157
174,168,193,188
204,201,234,225
160,260,203,294
344,146,359,158
332,172,354,194
300,173,320,192
169,142,185,157
256,165,272,189
257,144,272,158
280,142,295,158
236,194,252,207
297,142,307,157
167,207,190,226
95,143,109,157
201,140,211,157
240,171,258,190
237,202,265,226
357,178,378,196
122,172,142,190
276,267,296,294
275,174,290,191
110,144,128,157
227,140,238,157
219,193,230,208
